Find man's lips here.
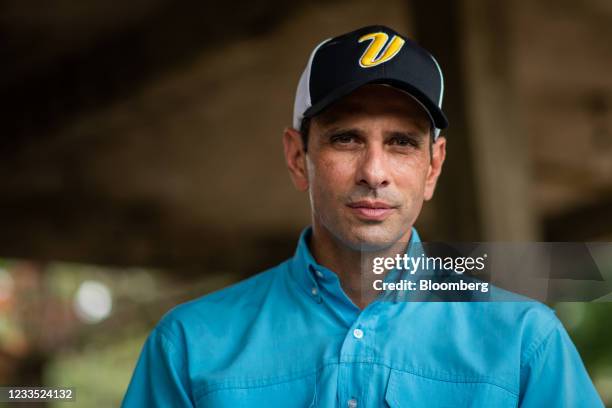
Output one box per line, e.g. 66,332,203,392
346,201,397,221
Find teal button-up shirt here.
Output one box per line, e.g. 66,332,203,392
122,227,603,407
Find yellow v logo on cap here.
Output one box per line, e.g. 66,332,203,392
358,32,405,68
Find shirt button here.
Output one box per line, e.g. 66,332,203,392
316,270,324,278
347,398,358,408
311,287,318,296
353,328,364,339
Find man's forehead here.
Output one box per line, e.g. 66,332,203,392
313,84,432,131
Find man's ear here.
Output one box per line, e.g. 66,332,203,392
283,127,309,191
424,135,446,201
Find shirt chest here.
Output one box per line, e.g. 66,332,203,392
190,302,520,407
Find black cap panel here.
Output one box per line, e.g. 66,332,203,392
304,25,447,131
304,77,447,131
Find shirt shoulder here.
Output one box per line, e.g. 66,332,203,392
474,284,562,363
155,259,291,342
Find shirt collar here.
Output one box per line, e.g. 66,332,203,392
289,226,422,301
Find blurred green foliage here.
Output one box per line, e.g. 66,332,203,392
555,302,612,405
46,331,148,408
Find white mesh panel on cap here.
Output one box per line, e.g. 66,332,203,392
430,54,444,139
292,38,331,130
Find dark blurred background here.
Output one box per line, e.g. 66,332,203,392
0,0,611,406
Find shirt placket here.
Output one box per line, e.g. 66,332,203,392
336,301,380,408
306,258,385,408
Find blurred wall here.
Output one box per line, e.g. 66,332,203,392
1,0,611,265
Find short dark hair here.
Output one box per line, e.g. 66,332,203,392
299,117,435,158
299,117,312,152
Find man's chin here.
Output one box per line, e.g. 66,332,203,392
341,224,405,252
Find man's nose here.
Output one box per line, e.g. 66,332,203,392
356,144,390,189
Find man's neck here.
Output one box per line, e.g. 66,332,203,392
309,224,412,309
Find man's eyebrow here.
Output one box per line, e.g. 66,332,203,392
385,130,427,140
320,126,364,138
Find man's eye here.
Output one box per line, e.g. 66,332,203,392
330,134,357,144
390,136,418,147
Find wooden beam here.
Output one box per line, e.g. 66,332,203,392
410,0,483,241
411,0,538,241
0,0,303,157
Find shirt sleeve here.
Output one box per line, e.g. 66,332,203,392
519,319,603,408
122,324,194,408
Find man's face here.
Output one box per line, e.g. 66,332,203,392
284,84,446,250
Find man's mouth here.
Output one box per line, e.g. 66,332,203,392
346,200,396,221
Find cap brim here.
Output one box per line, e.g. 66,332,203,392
303,78,448,130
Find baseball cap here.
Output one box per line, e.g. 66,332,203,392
293,25,448,138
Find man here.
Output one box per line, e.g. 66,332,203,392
122,25,603,407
